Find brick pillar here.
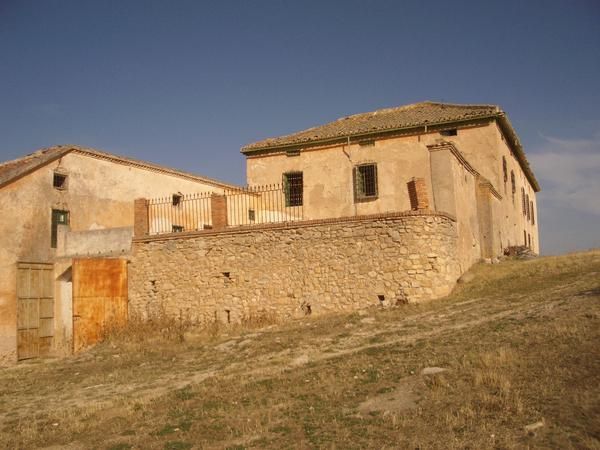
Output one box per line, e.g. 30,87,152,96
211,194,228,231
407,178,429,210
133,198,149,237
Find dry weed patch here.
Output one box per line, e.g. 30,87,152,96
0,250,599,448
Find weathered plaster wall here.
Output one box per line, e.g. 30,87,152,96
0,151,232,363
57,226,133,258
129,213,460,324
429,146,482,271
246,135,432,220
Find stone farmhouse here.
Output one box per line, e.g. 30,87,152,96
128,102,540,330
1,101,540,364
0,145,237,363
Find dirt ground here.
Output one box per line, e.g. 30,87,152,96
1,250,599,449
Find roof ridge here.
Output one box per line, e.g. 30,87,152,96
0,144,242,190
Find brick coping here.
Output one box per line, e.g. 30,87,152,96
133,209,456,243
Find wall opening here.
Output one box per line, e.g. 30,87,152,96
440,129,457,136
172,193,183,206
53,172,68,190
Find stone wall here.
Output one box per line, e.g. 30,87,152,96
129,211,460,324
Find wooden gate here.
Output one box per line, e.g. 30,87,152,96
72,258,128,352
16,262,54,360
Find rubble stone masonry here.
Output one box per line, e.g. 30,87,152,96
128,212,461,324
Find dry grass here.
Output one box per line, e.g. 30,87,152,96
1,250,599,449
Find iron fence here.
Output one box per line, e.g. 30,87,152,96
147,184,304,235
225,184,303,227
148,192,212,235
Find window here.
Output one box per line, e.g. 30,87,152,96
286,148,300,157
531,201,535,225
359,139,375,147
53,172,68,190
524,230,527,246
51,209,69,248
354,163,378,201
248,209,256,222
521,188,526,216
510,171,516,203
526,194,530,220
172,225,184,232
528,233,531,248
172,193,183,206
502,157,507,183
440,129,457,136
283,172,303,207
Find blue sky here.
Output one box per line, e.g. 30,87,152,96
1,0,598,254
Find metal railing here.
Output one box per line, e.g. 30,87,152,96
147,184,304,235
148,192,212,235
225,184,303,227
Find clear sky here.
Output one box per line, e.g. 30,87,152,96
1,0,598,255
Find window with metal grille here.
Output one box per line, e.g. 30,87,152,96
354,163,378,201
51,209,69,248
283,172,303,207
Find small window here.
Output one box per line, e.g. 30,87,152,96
526,194,530,220
511,171,516,194
521,188,526,216
283,172,303,207
53,172,68,190
248,209,256,222
51,209,69,248
502,157,507,183
524,230,527,246
286,148,300,157
172,225,184,233
172,193,183,206
531,201,535,225
354,163,378,201
440,129,457,136
528,233,531,248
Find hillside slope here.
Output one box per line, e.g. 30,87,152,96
1,251,599,449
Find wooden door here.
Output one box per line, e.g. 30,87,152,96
72,258,128,352
16,262,54,360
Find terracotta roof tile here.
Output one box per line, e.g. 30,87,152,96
242,101,501,152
